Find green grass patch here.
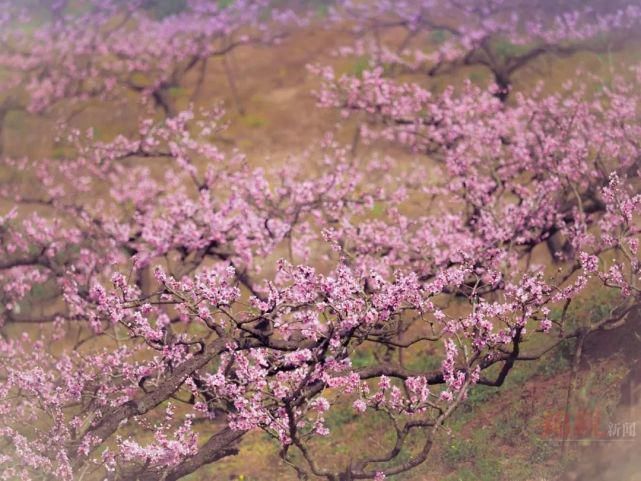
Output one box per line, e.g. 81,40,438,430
241,113,268,129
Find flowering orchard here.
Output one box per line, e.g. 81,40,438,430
0,1,640,480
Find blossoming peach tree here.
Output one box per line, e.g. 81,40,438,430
330,0,641,99
0,0,303,154
0,1,640,481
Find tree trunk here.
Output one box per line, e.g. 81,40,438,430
561,332,587,458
